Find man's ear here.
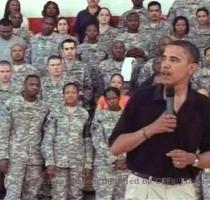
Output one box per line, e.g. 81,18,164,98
189,63,198,76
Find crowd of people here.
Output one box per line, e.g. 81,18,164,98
0,0,210,199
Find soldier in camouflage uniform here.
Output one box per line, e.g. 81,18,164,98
141,1,172,58
192,47,210,95
0,74,49,200
10,12,32,44
42,82,92,200
0,60,20,106
60,39,94,109
91,87,128,200
138,56,162,89
138,36,172,86
192,49,210,200
169,16,197,46
191,46,210,199
99,40,138,94
115,12,151,60
97,7,119,57
41,55,68,110
119,0,148,30
77,23,107,98
0,18,27,62
11,43,38,93
167,0,210,26
191,7,210,66
202,168,210,200
25,16,66,76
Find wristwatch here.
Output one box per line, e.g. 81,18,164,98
192,154,200,167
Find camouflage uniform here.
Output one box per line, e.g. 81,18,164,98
115,31,150,56
118,7,148,31
0,82,19,106
167,0,210,26
25,32,66,76
192,67,210,200
13,27,32,44
191,24,210,66
98,58,138,93
141,21,172,58
77,42,107,97
0,35,27,62
0,63,35,105
0,95,49,200
12,63,38,93
169,34,197,45
62,59,94,109
41,76,68,110
202,169,210,200
91,109,128,200
138,58,154,86
59,33,79,45
191,67,210,93
115,31,150,88
41,105,92,200
98,27,119,56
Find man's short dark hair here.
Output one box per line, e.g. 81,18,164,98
169,40,200,64
0,18,12,26
148,1,161,10
47,55,62,64
60,39,77,49
0,60,11,67
24,74,40,84
63,82,79,94
42,16,57,25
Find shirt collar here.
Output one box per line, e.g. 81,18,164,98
152,84,195,103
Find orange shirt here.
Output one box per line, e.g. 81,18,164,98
96,95,130,110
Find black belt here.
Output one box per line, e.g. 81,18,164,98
132,171,191,185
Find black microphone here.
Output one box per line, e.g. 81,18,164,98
165,87,174,114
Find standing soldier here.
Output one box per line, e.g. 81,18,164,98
60,39,94,110
141,1,171,58
167,0,210,26
77,23,107,99
25,16,66,76
138,36,172,86
0,74,49,200
0,60,14,196
99,40,138,93
10,12,32,44
91,87,128,200
42,82,92,200
192,47,210,94
119,0,148,30
41,55,68,110
0,18,26,62
115,12,151,64
11,43,38,93
0,60,17,106
97,7,119,57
